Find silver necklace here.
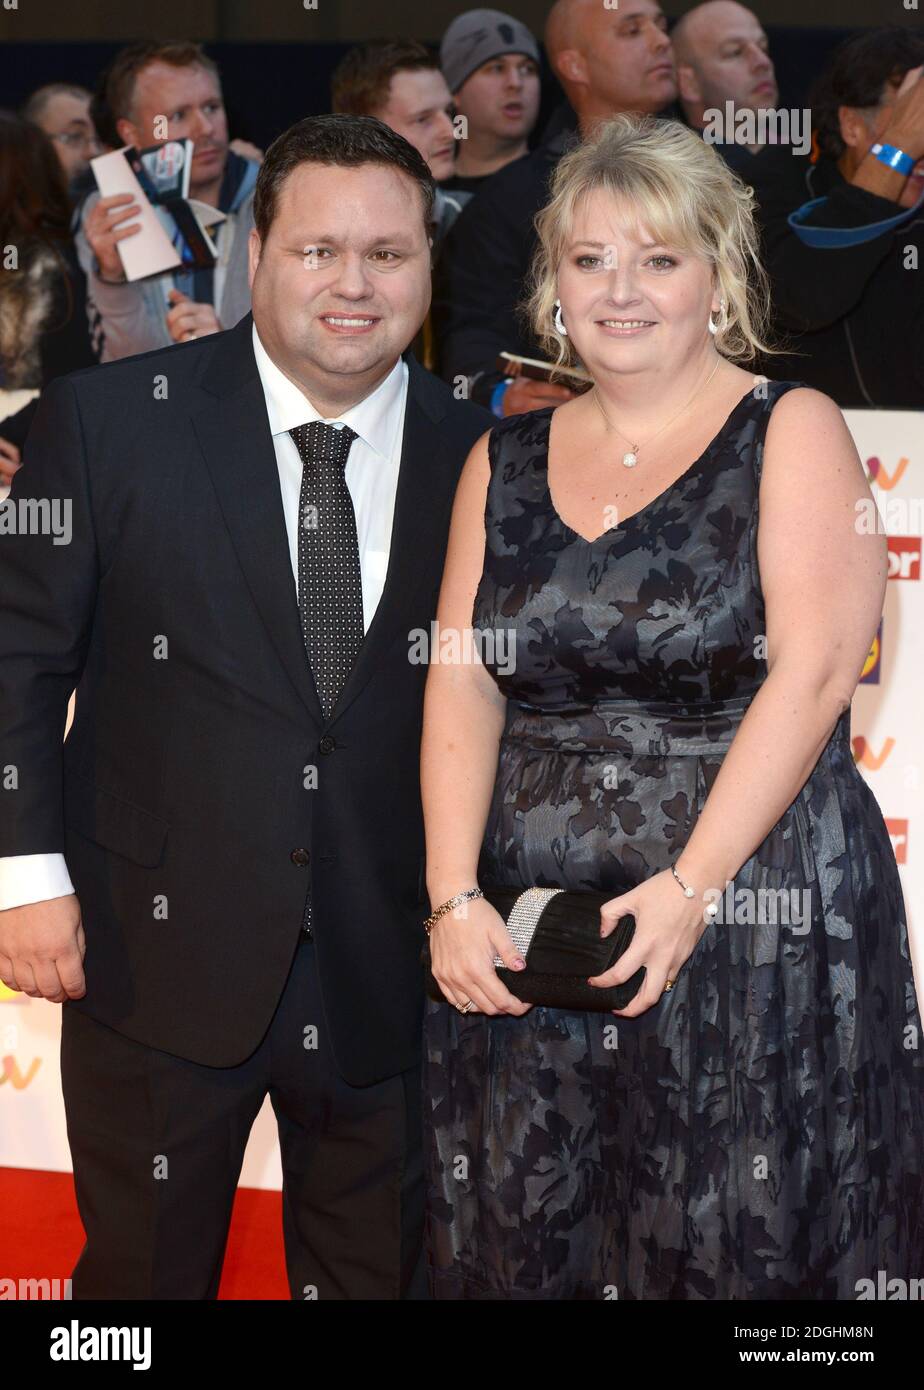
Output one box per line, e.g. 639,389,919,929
592,358,722,468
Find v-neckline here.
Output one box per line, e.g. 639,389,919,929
542,385,762,546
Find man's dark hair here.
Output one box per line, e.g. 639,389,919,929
103,40,221,125
811,26,924,161
330,39,439,117
252,113,435,241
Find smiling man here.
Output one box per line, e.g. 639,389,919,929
249,154,431,414
75,40,259,360
0,114,494,1299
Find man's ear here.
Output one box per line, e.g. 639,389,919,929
837,104,872,153
675,62,701,107
247,227,261,288
554,48,588,91
115,117,140,150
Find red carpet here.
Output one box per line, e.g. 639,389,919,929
0,1167,290,1299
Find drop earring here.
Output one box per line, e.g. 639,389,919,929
708,297,728,336
553,299,568,336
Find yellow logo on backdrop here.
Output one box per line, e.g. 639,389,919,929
0,1055,42,1089
860,631,880,680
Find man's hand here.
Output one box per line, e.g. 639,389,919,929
882,63,924,163
0,894,86,1002
502,377,576,416
0,436,21,485
84,193,141,282
166,290,222,343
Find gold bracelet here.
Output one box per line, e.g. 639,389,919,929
423,888,483,936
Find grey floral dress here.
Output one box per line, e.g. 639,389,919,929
422,380,924,1300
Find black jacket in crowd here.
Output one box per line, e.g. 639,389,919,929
432,109,580,405
749,147,924,408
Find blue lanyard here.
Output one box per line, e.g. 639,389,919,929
788,180,924,248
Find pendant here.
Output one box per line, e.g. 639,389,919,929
622,450,638,468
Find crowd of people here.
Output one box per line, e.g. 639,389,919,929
1,2,922,490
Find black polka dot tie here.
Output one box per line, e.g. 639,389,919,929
289,420,364,721
289,420,363,937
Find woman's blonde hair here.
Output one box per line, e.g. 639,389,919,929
521,113,784,380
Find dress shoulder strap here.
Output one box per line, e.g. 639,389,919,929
482,407,556,532
751,379,813,488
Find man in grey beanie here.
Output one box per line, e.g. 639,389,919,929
439,8,542,195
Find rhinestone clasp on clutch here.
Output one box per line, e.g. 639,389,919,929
491,886,565,967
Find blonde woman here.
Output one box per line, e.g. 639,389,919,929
420,114,924,1300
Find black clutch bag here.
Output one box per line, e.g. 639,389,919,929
421,886,646,1012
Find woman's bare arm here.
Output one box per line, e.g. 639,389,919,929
420,429,530,1015
421,430,508,902
674,385,887,896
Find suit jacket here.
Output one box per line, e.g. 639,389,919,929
0,312,493,1085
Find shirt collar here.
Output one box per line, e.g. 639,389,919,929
252,320,406,459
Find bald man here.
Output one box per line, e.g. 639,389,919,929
545,0,676,133
22,84,101,188
435,0,679,415
671,1,779,170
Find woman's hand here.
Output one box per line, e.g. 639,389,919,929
588,869,713,1017
0,436,21,485
429,896,534,1016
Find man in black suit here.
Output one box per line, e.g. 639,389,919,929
0,114,493,1299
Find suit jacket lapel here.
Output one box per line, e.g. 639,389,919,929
190,316,457,729
329,362,456,722
192,319,325,724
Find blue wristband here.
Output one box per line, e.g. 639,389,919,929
490,378,512,417
869,141,915,176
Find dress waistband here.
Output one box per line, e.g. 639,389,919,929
503,697,851,758
502,695,755,757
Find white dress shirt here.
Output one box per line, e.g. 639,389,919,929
252,322,408,632
0,324,408,911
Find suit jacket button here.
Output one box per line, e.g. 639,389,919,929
319,735,336,754
290,848,311,866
